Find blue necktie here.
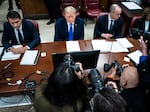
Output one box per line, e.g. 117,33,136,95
18,29,23,44
69,23,73,40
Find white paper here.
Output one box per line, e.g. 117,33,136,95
92,40,128,53
66,41,80,52
92,40,112,52
127,50,142,64
121,2,142,10
1,45,22,61
111,41,129,53
20,50,40,65
116,38,134,48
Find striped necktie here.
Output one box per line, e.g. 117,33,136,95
109,20,113,31
18,29,23,44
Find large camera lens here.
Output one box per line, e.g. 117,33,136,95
88,69,103,93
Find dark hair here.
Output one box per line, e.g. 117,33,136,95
7,11,21,19
142,7,150,19
44,62,87,108
93,88,127,112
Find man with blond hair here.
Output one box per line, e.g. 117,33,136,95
54,6,84,41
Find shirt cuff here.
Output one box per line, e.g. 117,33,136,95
25,46,30,50
139,56,148,63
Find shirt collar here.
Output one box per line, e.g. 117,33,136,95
108,14,114,21
15,24,22,31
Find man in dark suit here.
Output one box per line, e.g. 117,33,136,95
54,6,84,41
2,11,41,54
94,4,123,39
133,7,150,32
44,0,61,25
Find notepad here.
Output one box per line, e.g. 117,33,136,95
1,45,22,61
66,41,80,52
20,50,40,65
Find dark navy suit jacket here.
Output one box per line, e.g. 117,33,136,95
54,17,84,41
133,18,150,32
94,14,123,39
2,19,41,50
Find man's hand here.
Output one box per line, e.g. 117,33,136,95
9,46,28,54
101,33,113,39
75,62,84,79
139,36,148,56
105,81,119,93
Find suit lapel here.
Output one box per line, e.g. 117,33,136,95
22,20,26,42
105,15,109,30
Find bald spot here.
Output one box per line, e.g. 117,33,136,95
120,66,139,89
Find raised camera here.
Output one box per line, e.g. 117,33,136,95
63,54,80,72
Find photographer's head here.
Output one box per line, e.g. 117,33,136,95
92,88,127,112
120,66,139,89
44,62,87,107
142,7,150,20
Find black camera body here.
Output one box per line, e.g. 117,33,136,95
88,69,103,97
63,54,80,72
131,28,143,39
104,60,124,77
131,28,150,54
88,68,116,98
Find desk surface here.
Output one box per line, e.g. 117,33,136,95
0,38,140,96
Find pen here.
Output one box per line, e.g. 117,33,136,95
3,63,12,70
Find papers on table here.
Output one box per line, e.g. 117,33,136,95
127,50,142,65
20,50,40,65
121,2,142,10
66,41,80,52
91,38,132,53
1,45,22,61
116,38,133,48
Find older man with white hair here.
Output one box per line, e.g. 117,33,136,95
54,6,84,41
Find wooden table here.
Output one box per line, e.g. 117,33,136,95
0,38,140,96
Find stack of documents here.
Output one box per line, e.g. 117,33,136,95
66,41,80,52
92,38,132,53
20,50,40,65
1,51,21,61
1,45,23,61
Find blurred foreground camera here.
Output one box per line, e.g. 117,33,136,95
130,28,143,39
88,69,103,94
131,28,150,54
63,54,80,72
104,60,124,76
88,69,115,97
